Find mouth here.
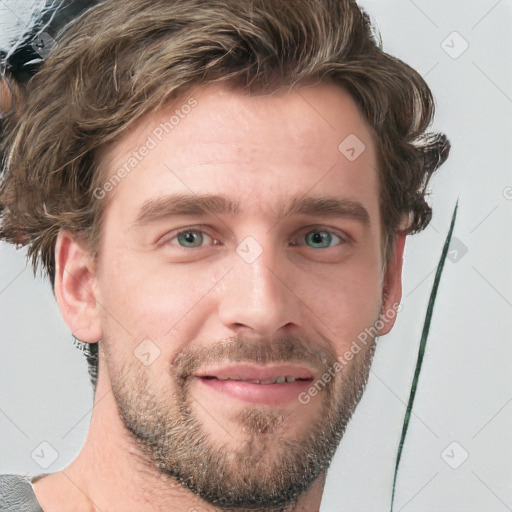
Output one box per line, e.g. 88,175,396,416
194,364,317,405
202,375,307,384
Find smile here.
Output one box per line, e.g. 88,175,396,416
207,375,303,384
194,364,318,405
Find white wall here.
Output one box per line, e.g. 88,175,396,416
1,1,511,511
322,1,512,510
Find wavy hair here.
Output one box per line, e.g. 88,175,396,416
0,0,450,389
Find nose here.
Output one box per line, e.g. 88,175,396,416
216,239,302,337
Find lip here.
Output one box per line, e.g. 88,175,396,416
195,363,316,382
194,363,317,406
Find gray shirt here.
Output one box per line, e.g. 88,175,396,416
0,474,43,512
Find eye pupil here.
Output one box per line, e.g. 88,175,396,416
307,231,332,248
178,231,203,247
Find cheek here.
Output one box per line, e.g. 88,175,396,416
97,247,229,342
295,259,383,349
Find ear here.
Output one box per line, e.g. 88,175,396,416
378,231,407,336
54,230,103,343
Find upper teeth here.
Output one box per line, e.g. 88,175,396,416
216,376,297,384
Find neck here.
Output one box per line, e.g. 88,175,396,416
32,374,326,512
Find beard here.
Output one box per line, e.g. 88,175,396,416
104,326,378,512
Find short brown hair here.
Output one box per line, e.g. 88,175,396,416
0,0,449,383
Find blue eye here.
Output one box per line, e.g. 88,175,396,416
162,227,346,251
304,230,343,249
175,230,208,248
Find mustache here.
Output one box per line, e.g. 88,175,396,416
171,335,337,381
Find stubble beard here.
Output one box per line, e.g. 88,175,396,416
106,331,378,512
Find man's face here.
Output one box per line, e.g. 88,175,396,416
88,82,401,508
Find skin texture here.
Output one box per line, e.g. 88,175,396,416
33,82,406,512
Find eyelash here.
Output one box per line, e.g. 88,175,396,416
159,225,350,250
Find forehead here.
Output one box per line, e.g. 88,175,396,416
97,81,379,221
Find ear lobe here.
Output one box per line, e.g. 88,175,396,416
378,231,407,336
54,230,102,344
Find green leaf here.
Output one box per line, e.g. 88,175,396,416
389,200,459,512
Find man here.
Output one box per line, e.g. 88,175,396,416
0,0,449,510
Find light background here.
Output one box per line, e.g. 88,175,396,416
1,1,511,511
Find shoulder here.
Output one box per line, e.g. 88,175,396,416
0,474,44,512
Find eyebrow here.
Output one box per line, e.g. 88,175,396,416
132,193,371,227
